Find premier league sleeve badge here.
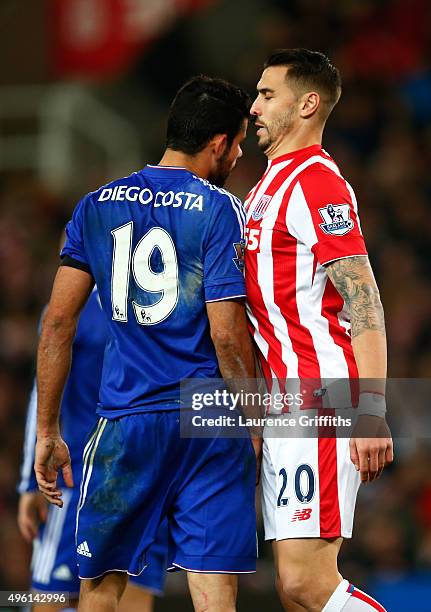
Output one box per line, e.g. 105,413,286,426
318,203,354,236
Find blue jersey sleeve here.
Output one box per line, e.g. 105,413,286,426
18,379,38,493
203,192,246,302
61,197,92,274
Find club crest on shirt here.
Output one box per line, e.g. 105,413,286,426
318,203,354,236
252,195,272,221
232,240,245,272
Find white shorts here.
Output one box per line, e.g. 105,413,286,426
262,434,360,541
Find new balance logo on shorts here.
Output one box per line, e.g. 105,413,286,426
291,508,312,522
77,541,92,557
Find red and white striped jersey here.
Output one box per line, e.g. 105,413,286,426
245,144,367,384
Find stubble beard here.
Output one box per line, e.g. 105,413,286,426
208,149,232,187
258,109,296,154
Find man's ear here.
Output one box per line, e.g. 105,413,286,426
300,91,320,118
210,134,228,159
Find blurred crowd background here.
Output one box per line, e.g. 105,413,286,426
0,0,431,610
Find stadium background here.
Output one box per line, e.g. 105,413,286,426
0,0,430,610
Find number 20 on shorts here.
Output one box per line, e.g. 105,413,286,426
277,464,315,508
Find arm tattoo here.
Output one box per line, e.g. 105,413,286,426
326,256,386,339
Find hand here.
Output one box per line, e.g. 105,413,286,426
350,416,394,484
251,437,263,486
35,435,74,507
17,491,48,543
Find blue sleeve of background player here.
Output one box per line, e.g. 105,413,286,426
60,197,92,274
203,192,246,302
17,378,38,493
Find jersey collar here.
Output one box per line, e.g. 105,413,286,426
269,144,323,166
143,164,194,176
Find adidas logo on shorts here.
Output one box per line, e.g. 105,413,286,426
77,541,92,557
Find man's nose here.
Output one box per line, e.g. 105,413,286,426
250,98,260,117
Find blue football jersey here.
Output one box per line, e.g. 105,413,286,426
61,166,246,417
19,289,107,492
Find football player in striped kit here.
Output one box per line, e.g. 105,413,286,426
245,49,393,612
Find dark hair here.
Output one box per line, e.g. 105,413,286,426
265,48,341,110
166,75,251,155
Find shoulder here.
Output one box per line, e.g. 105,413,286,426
85,170,142,203
294,153,353,200
193,176,241,206
297,151,343,181
193,176,244,221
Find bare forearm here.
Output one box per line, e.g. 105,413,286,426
326,256,387,390
213,331,265,429
37,316,76,436
213,332,256,381
36,265,93,438
207,301,263,431
352,329,386,378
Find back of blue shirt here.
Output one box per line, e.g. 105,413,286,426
61,166,245,416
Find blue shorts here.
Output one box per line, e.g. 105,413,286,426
76,412,256,577
31,486,168,595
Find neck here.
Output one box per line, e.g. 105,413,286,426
265,124,324,160
157,149,209,179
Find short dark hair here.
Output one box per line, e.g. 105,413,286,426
166,75,251,155
265,48,342,112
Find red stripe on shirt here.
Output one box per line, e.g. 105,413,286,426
272,192,341,537
246,161,308,384
352,589,387,611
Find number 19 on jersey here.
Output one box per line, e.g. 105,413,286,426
111,223,179,326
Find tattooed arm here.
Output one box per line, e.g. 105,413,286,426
326,256,393,482
326,255,386,388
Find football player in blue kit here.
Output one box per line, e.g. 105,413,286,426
18,288,168,612
35,76,261,612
